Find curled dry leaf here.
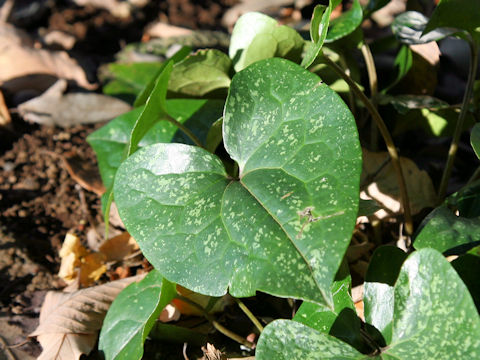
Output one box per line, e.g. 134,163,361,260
18,79,131,127
99,232,139,262
360,148,436,221
30,274,145,360
0,23,93,92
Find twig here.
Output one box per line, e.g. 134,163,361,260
0,335,16,360
437,40,479,202
234,298,264,333
165,115,204,148
175,295,255,349
183,342,189,360
323,55,413,235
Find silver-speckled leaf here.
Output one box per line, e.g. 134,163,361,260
114,58,361,306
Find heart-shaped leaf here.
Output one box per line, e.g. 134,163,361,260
326,0,363,43
99,271,176,360
256,248,480,359
414,205,480,253
168,49,231,97
114,58,362,306
229,12,304,72
256,319,365,360
301,4,331,68
392,11,454,45
87,99,224,190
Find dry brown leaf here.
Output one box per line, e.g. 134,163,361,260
202,343,227,360
99,232,139,262
18,79,131,127
172,285,231,316
0,89,11,127
145,22,193,38
0,23,94,92
360,149,436,220
58,233,88,283
30,274,145,360
410,42,441,66
62,152,105,195
159,304,181,322
79,253,107,287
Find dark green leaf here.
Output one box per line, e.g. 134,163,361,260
256,320,365,359
326,0,363,43
134,46,192,107
102,62,165,104
392,11,454,45
229,12,304,72
205,118,223,153
114,58,362,306
424,0,480,41
471,123,480,159
363,0,390,17
357,199,381,217
379,94,449,115
99,271,176,360
168,49,231,97
294,261,366,352
382,45,412,92
301,5,331,68
382,248,480,358
363,246,408,343
128,61,173,155
448,180,480,218
87,99,223,190
149,323,207,346
451,254,480,311
414,205,480,254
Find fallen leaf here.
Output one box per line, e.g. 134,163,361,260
0,88,11,127
99,232,139,262
145,22,193,38
18,79,131,127
159,304,181,322
410,42,441,66
58,233,88,284
62,152,105,195
30,274,145,360
201,343,227,360
79,253,107,287
360,148,436,220
0,23,93,92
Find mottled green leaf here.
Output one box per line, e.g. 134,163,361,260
87,99,224,190
205,117,223,153
471,123,480,159
424,0,480,41
379,94,449,115
99,271,176,360
114,58,362,306
364,246,408,344
168,49,231,97
301,5,331,68
382,248,480,358
229,12,304,72
294,261,366,351
392,11,454,45
414,205,480,253
326,0,363,43
256,320,365,360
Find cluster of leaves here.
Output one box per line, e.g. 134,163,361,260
87,0,480,358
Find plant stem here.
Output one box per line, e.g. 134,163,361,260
175,295,255,349
437,40,479,202
323,55,413,235
166,115,204,148
361,42,379,151
234,298,264,333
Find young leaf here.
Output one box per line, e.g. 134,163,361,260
326,0,363,43
168,49,231,97
382,248,480,358
423,0,480,42
256,320,365,360
414,205,480,254
382,45,412,92
363,246,408,344
99,271,176,360
392,11,454,45
114,58,362,306
229,12,304,72
205,117,223,153
471,123,480,159
301,4,331,69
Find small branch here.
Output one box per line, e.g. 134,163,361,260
234,298,264,333
165,115,204,148
361,42,379,150
323,55,413,235
175,295,255,349
437,40,479,202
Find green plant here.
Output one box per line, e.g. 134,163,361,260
88,1,480,358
